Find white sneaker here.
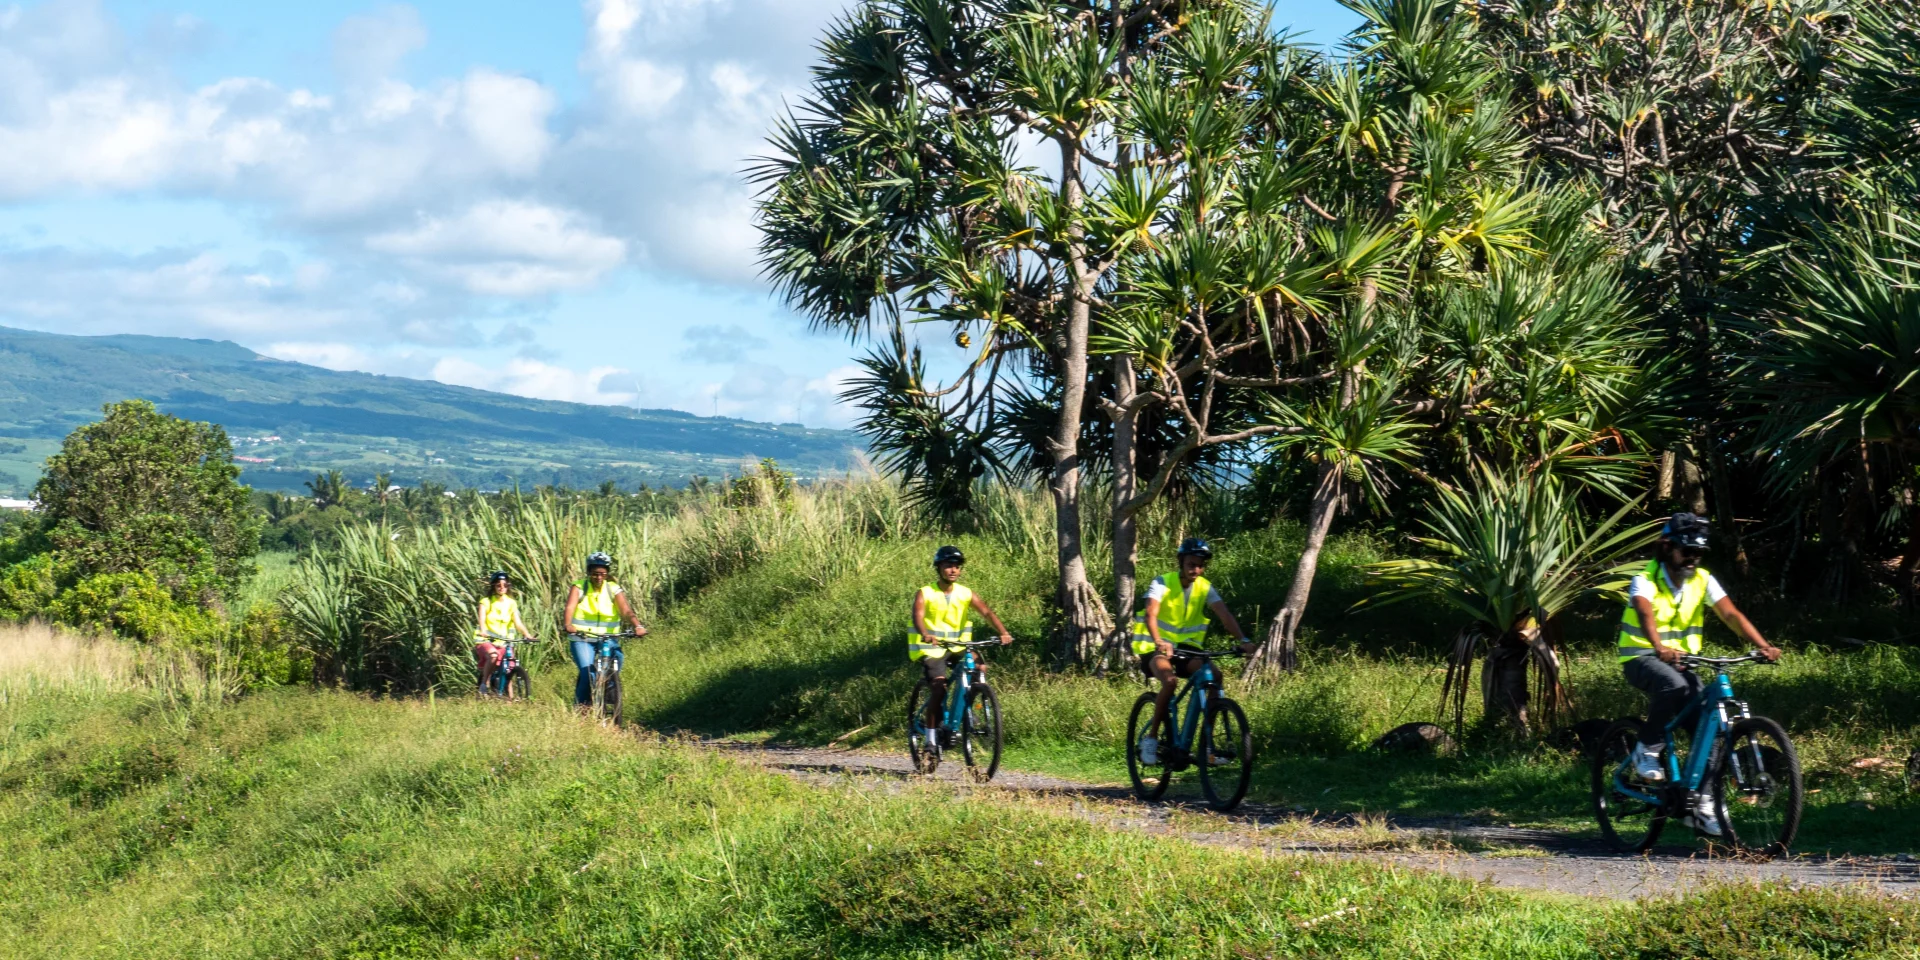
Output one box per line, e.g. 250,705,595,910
1139,736,1160,766
1690,795,1724,837
1631,742,1666,782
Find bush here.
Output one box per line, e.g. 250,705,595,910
50,572,225,648
1592,881,1920,959
0,553,63,619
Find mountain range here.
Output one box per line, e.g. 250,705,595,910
0,326,864,495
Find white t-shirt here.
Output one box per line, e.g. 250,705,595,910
1144,575,1222,605
1628,566,1727,605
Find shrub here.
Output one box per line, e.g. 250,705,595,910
51,572,223,647
1592,881,1920,959
0,553,63,619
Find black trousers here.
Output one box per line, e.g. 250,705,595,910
1622,655,1702,747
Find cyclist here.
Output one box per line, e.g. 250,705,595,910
473,571,535,693
1133,537,1254,766
563,552,646,710
1619,512,1781,836
909,545,1013,745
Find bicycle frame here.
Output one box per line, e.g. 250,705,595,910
1164,657,1222,751
1612,661,1751,805
490,639,520,693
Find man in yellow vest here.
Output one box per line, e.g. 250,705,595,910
1620,513,1780,835
910,545,1013,745
1133,538,1254,765
563,552,647,709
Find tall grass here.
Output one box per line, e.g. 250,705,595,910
0,621,222,707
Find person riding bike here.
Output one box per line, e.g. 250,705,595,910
909,545,1013,746
1620,512,1781,837
1133,538,1255,766
562,552,646,710
473,571,535,693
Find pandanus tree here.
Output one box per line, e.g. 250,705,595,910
1364,468,1655,737
756,0,1273,661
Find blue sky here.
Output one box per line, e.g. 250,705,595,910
0,0,1363,428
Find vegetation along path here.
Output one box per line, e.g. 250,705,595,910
712,741,1920,902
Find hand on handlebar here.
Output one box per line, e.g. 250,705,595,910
997,632,1013,646
1235,638,1256,656
1656,645,1684,666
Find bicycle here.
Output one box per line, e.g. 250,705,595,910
1592,652,1803,856
570,632,635,726
1127,649,1253,812
905,639,1004,782
477,631,536,701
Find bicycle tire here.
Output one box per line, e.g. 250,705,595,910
1126,692,1171,801
961,683,1002,782
1199,698,1253,811
906,678,938,774
1592,718,1667,852
1712,715,1802,856
504,667,531,702
602,669,624,726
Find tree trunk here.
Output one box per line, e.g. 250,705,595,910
1703,433,1750,578
1481,632,1531,736
1250,462,1340,676
1051,141,1111,665
1110,357,1141,633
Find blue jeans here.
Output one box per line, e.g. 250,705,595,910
570,637,625,706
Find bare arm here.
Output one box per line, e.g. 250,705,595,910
476,600,489,637
911,591,933,640
615,590,646,635
1208,599,1254,652
562,586,582,636
1143,596,1171,656
1713,597,1780,660
969,594,1013,644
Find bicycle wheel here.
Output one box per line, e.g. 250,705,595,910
1713,715,1802,856
960,683,1002,782
504,667,530,702
1126,692,1172,801
1199,698,1253,812
906,678,939,774
1592,718,1667,852
601,669,624,726
1906,748,1919,793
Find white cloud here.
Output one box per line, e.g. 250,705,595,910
693,361,859,427
333,6,427,85
433,355,640,406
367,200,627,295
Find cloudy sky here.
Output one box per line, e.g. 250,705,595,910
0,0,1361,428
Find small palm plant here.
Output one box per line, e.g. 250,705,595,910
1362,468,1657,738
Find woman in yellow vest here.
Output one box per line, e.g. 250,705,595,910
910,545,1013,745
1619,513,1780,836
562,552,647,709
473,571,535,693
1133,538,1254,766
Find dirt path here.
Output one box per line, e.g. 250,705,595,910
707,742,1920,901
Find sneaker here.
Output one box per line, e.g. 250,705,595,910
1209,750,1236,766
1139,736,1160,766
1631,742,1666,782
1690,795,1724,837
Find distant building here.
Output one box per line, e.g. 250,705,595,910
0,498,34,511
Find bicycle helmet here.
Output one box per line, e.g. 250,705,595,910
1177,537,1213,561
1661,513,1710,551
488,571,510,584
585,551,613,571
933,545,965,568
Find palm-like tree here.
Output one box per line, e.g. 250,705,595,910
1365,468,1656,736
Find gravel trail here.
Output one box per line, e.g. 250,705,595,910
707,741,1920,901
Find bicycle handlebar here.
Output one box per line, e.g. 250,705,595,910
568,631,642,641
477,631,539,643
1172,648,1247,660
1677,652,1772,668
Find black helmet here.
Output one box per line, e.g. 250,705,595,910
1661,513,1710,551
585,551,613,571
488,571,510,584
933,545,965,567
1177,537,1213,561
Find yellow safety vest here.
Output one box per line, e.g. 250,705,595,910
477,596,518,641
572,580,624,635
1132,573,1213,656
909,584,973,660
1618,560,1710,662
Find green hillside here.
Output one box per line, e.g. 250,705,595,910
0,326,863,494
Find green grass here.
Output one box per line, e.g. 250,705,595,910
607,518,1920,857
0,688,1628,959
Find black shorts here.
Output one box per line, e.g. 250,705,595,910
920,654,953,682
1137,649,1205,680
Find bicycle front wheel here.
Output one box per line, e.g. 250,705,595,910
1126,692,1171,801
1713,715,1802,856
1199,698,1253,812
906,678,938,774
504,667,531,702
961,683,1002,782
1592,718,1666,852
